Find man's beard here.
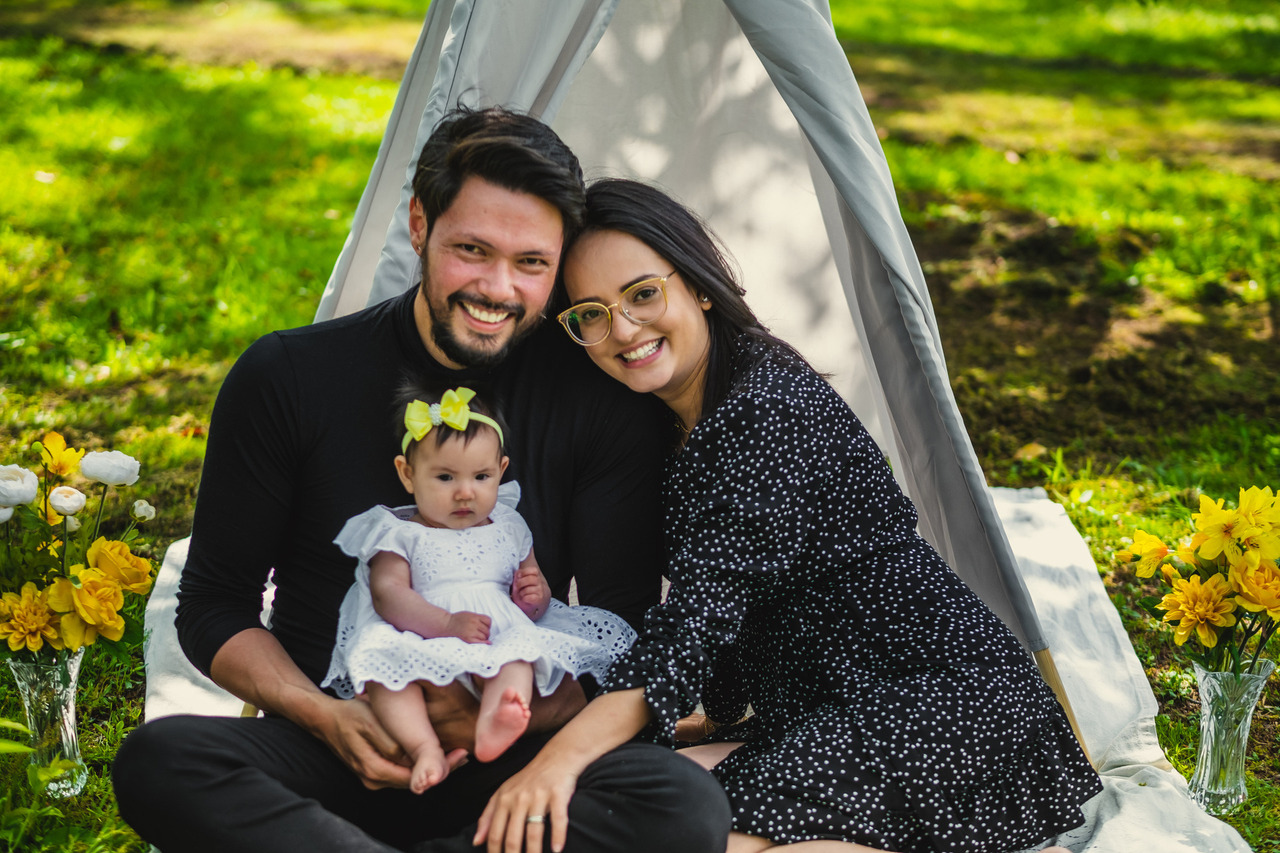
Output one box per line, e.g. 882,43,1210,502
424,283,541,369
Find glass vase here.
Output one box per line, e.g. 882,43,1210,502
1188,658,1275,815
5,648,88,798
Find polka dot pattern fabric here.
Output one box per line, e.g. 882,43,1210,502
600,345,1101,851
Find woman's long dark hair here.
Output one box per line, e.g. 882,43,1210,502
560,178,813,420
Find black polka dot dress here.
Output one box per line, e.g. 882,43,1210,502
599,345,1101,851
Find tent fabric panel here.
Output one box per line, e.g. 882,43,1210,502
723,0,1042,649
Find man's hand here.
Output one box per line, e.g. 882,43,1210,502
511,565,550,621
309,694,416,789
445,611,492,643
422,680,481,754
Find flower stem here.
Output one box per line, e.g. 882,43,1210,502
90,483,108,546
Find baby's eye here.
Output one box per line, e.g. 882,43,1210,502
436,474,453,482
476,473,491,481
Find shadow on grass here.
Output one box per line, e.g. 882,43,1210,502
908,192,1279,489
0,35,382,387
843,40,1278,132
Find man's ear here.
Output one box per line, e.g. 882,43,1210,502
408,197,428,254
393,454,415,493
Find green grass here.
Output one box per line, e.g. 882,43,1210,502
1,0,1278,849
831,0,1280,79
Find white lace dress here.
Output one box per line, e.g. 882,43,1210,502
322,489,636,699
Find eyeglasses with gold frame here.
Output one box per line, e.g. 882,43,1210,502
556,271,674,346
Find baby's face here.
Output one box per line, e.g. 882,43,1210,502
398,430,507,529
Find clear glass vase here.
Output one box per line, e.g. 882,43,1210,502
5,648,88,798
1188,658,1276,815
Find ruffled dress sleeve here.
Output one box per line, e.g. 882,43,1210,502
333,505,421,565
599,363,838,745
491,499,534,562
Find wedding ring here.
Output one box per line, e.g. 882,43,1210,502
525,815,545,825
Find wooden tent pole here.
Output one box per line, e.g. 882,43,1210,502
1033,647,1092,767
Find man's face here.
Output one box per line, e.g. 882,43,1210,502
410,177,563,369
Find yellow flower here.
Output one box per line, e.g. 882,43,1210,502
41,501,63,527
1231,560,1280,621
1236,486,1279,532
1190,495,1240,562
1159,573,1237,648
39,431,84,479
0,583,64,654
87,537,154,595
1119,530,1171,578
46,567,125,651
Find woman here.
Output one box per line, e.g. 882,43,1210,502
474,180,1100,853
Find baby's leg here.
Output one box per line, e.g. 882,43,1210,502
473,661,534,762
366,681,449,793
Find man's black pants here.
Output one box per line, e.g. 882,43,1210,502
113,714,730,853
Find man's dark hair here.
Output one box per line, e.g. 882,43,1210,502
413,105,585,239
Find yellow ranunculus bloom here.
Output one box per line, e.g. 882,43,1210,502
87,537,154,595
1119,530,1171,578
0,583,64,654
1159,573,1237,648
1231,561,1280,621
46,567,125,651
39,431,84,479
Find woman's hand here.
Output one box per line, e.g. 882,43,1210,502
473,747,583,853
475,688,651,853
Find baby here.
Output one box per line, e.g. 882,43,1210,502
322,386,636,792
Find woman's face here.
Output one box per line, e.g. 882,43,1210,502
563,230,711,423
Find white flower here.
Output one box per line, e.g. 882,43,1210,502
66,515,82,532
132,499,156,522
49,485,87,516
0,506,12,523
80,450,140,486
0,465,39,506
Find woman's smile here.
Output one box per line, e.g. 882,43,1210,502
619,338,664,365
565,229,711,426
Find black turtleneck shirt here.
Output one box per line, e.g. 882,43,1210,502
176,287,671,687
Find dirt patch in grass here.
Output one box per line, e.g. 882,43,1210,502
0,0,421,78
907,191,1278,481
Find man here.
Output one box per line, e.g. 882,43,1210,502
114,107,730,853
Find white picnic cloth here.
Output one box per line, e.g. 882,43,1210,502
143,488,1251,852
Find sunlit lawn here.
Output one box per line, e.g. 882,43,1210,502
1,0,1277,849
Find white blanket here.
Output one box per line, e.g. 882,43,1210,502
143,488,1250,851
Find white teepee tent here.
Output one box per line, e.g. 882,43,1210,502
316,0,1070,716
142,2,1252,849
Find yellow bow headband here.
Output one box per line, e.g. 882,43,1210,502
402,387,504,454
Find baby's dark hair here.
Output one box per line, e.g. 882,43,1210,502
393,379,508,459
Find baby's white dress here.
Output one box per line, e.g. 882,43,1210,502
322,487,636,699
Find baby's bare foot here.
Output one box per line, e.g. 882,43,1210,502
409,747,450,794
474,687,531,762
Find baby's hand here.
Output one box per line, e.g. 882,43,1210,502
445,611,491,644
512,566,551,621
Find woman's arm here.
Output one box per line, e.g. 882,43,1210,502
368,550,491,643
473,687,650,853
